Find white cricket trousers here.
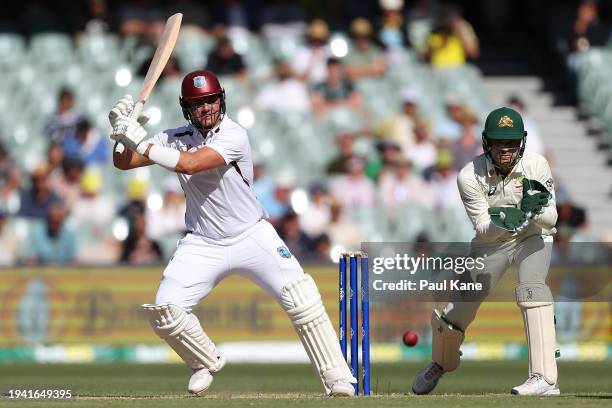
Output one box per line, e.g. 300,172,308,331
155,219,304,310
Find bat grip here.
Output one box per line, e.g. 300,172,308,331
131,100,144,119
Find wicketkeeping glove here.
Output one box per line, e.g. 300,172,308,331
110,116,148,154
108,94,150,128
488,207,530,233
520,178,551,218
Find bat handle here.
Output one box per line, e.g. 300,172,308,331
131,100,144,119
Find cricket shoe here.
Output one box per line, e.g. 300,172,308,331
511,374,560,396
329,380,355,397
188,368,214,395
412,362,444,395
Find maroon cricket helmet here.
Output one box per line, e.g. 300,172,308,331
179,70,226,130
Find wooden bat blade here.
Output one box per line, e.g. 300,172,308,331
137,12,183,103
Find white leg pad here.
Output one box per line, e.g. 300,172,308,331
142,303,225,372
431,309,465,372
516,283,558,385
279,274,356,394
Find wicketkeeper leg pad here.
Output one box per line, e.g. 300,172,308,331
516,282,558,384
142,303,226,372
279,274,356,394
431,309,465,372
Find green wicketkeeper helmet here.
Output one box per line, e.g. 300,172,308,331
482,107,527,172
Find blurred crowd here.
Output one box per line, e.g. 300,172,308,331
0,0,594,266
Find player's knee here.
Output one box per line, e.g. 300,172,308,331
155,276,196,311
516,282,553,308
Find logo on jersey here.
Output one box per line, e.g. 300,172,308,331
277,246,292,259
545,177,554,191
193,75,207,88
487,185,497,196
497,115,514,128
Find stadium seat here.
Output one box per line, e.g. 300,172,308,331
0,33,26,71
30,33,74,69
78,33,122,70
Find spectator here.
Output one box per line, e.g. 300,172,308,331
406,0,435,53
26,204,77,265
311,58,361,115
433,96,464,141
18,163,62,220
374,90,422,153
77,0,113,35
120,212,162,265
344,18,387,80
0,142,21,203
46,142,65,177
326,132,356,175
556,186,588,233
366,139,403,181
330,156,376,210
116,0,165,43
0,210,19,265
205,36,247,79
49,158,85,211
507,95,545,155
146,177,187,241
291,19,331,84
71,170,113,229
71,170,117,265
278,211,311,259
264,176,293,225
424,6,479,68
255,60,310,113
450,108,482,170
429,149,462,209
378,0,408,49
326,200,363,250
63,119,108,165
568,0,609,52
138,55,183,80
379,157,434,209
405,122,437,174
299,183,331,238
119,176,148,221
44,88,81,143
311,233,332,262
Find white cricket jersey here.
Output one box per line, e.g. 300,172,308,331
457,151,557,245
149,116,267,241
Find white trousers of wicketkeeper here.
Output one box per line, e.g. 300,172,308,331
433,234,558,385
146,218,355,395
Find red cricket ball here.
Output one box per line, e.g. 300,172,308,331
402,330,418,347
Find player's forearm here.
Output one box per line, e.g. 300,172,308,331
113,143,134,169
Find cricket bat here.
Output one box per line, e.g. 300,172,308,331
115,12,182,153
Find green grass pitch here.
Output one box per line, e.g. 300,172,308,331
0,361,610,407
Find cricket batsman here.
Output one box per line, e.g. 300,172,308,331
412,107,560,395
108,70,356,396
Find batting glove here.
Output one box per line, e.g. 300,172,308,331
488,207,530,234
110,116,148,154
520,178,551,218
108,94,150,127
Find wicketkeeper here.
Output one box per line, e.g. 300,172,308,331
412,107,560,396
108,70,356,396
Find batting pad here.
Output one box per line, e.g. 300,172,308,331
431,309,464,372
516,282,557,384
142,303,225,372
280,274,356,394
